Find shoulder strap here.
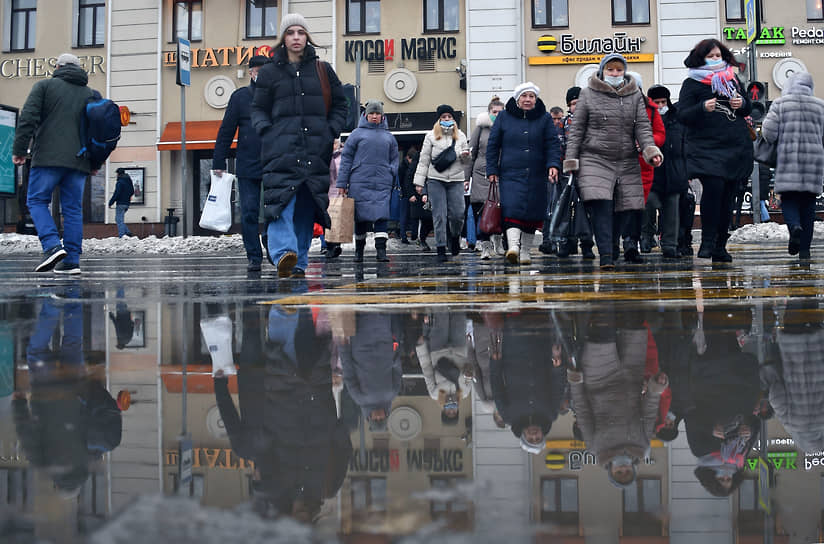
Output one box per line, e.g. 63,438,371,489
316,60,331,115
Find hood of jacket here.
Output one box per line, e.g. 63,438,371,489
475,111,494,128
504,96,548,120
53,64,88,86
357,114,389,130
589,74,640,97
783,72,814,96
597,52,628,79
273,42,319,65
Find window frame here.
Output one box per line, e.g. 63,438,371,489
808,0,824,21
172,0,203,43
245,0,278,39
345,0,380,35
10,0,36,52
611,0,650,26
77,0,105,48
423,0,460,34
725,0,745,22
531,0,569,29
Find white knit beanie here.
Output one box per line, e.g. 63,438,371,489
280,13,308,37
514,81,540,101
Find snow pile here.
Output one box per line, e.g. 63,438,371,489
728,222,824,243
0,232,246,255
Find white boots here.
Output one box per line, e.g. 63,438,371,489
505,228,521,264
480,240,493,260
519,233,533,264
491,234,505,255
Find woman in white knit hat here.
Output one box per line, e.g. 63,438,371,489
250,13,348,278
485,82,561,265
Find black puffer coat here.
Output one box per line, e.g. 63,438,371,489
213,81,263,179
652,105,689,196
677,76,754,182
251,44,348,226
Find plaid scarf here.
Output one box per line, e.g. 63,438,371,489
688,63,739,98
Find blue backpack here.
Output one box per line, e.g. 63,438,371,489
77,90,121,166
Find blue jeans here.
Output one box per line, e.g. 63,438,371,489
115,204,130,236
238,177,263,264
27,166,86,263
27,296,83,381
399,197,410,239
781,191,816,253
266,184,315,272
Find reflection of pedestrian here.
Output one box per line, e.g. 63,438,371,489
109,302,135,349
109,168,135,237
12,53,102,275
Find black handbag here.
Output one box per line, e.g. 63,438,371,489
431,139,457,172
753,134,777,168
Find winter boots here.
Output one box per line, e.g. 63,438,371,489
375,236,389,262
519,233,533,265
505,228,521,265
354,238,366,263
480,240,493,260
492,234,505,255
436,246,448,262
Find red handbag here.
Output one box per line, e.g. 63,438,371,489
478,180,502,234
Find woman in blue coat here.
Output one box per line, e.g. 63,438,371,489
336,100,399,262
486,82,561,265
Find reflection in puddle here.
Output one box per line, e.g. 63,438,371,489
1,288,823,540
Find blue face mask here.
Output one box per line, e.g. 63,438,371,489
440,119,455,128
489,113,497,122
706,58,724,67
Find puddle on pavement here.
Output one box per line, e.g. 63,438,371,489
1,285,823,542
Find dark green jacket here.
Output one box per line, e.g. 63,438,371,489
13,64,96,173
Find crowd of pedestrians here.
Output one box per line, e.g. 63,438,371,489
14,18,824,274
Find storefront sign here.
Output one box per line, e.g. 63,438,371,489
165,448,254,470
536,32,646,56
349,448,464,473
723,26,786,45
746,451,797,471
529,53,654,66
343,37,458,62
792,26,824,45
162,46,269,68
0,55,104,79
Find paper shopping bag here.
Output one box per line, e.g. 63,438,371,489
198,171,234,232
325,196,355,244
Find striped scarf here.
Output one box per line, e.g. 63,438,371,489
688,63,739,98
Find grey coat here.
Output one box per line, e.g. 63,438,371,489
564,76,662,211
761,72,824,195
466,112,494,203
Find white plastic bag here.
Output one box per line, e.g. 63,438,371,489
200,315,236,377
198,171,234,232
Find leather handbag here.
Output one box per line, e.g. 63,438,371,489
478,180,502,234
432,139,457,172
753,134,777,168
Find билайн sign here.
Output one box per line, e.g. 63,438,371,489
529,32,651,66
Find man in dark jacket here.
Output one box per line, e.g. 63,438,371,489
108,168,135,237
213,55,268,272
12,53,99,275
643,85,688,259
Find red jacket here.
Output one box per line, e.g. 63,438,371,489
639,97,666,201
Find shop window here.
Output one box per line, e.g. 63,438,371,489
171,473,204,498
808,0,824,20
246,0,277,38
532,0,569,28
430,477,471,529
622,478,662,536
347,0,380,34
737,478,764,535
424,0,459,33
541,478,578,528
725,0,744,21
0,468,30,507
350,477,387,520
174,0,202,42
10,0,36,52
612,0,650,25
77,0,105,47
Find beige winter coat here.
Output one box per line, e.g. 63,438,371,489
465,112,494,203
564,76,662,211
413,126,470,187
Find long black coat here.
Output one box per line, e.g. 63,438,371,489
251,45,348,226
213,81,263,179
677,77,754,182
486,98,561,222
651,105,689,196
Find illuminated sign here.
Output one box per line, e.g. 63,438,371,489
746,451,797,471
723,26,786,45
162,46,270,68
536,32,646,56
165,448,254,470
792,26,824,45
343,37,458,62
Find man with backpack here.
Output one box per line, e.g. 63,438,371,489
12,53,104,274
109,168,135,237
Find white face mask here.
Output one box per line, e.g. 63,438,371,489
604,74,624,87
658,105,669,115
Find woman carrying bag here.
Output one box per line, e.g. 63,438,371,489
467,96,505,260
413,104,471,262
761,72,824,261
